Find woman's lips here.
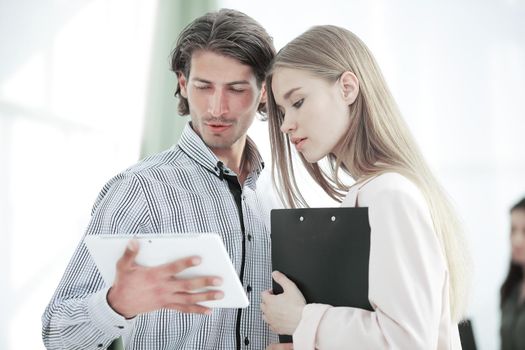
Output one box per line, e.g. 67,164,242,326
293,137,307,151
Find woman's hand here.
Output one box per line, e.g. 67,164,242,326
261,271,306,335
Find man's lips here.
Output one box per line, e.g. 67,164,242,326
205,122,233,132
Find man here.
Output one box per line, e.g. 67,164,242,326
42,9,277,349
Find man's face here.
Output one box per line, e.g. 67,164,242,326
178,50,265,152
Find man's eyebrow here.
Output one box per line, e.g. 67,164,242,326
191,77,251,85
191,77,211,84
226,80,251,86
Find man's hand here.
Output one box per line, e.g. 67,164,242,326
107,239,223,318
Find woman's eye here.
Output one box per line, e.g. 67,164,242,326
292,98,304,109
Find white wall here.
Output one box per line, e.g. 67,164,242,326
0,0,157,348
227,1,525,349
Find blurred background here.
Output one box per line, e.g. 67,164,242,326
1,0,524,349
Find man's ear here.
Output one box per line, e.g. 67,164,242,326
177,71,188,98
339,71,359,105
259,83,267,104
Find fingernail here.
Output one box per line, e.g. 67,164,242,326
205,309,212,315
272,271,279,278
127,239,138,251
212,278,222,286
215,292,224,299
192,257,201,264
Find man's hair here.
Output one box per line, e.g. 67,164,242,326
171,9,275,116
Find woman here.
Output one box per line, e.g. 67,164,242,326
500,198,525,350
261,25,471,349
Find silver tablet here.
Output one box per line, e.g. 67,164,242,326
84,233,249,308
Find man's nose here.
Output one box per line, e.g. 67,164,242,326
209,89,229,117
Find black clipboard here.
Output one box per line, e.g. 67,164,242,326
459,319,477,350
271,207,374,343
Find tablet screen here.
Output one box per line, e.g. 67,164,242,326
84,233,249,308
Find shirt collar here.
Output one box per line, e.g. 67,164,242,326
177,122,265,182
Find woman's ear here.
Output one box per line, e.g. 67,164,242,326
339,71,359,105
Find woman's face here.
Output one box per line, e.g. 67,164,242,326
271,67,355,163
510,208,525,266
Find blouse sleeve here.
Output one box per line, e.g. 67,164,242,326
293,180,447,349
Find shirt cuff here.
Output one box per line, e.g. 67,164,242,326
87,287,135,337
293,303,331,350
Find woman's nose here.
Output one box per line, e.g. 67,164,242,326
280,115,296,134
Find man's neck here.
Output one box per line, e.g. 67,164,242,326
212,139,247,183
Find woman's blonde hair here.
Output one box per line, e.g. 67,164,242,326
266,25,471,322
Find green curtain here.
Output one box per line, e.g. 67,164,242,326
139,0,217,159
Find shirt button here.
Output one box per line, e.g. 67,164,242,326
247,285,252,293
97,344,104,348
116,325,124,329
247,234,252,241
244,336,250,346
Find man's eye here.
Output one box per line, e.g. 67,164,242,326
195,85,210,90
230,87,245,93
292,98,304,108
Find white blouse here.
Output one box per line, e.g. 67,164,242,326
292,173,462,350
